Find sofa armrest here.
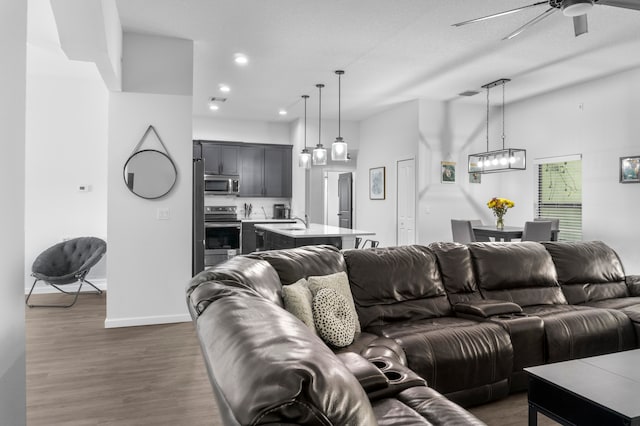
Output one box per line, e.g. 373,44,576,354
627,275,640,296
454,299,522,318
337,352,389,393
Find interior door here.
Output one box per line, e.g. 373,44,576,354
337,173,352,229
397,159,416,245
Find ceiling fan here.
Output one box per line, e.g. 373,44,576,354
452,0,640,40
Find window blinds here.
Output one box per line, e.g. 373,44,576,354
536,159,582,241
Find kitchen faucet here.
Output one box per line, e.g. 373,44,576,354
292,214,310,229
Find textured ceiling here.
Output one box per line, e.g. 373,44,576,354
113,1,640,121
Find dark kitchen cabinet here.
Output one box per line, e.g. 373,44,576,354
264,146,292,198
239,144,292,197
241,220,295,254
201,143,239,175
239,146,264,197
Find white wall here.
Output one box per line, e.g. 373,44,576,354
498,67,640,273
0,0,26,423
106,92,193,327
24,74,108,293
357,101,419,246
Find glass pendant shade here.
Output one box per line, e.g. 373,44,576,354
331,137,348,161
299,149,311,169
468,148,526,174
312,145,327,165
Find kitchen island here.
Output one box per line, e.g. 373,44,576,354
254,223,375,250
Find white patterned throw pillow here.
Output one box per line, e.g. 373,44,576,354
307,271,361,333
282,278,317,334
312,288,356,347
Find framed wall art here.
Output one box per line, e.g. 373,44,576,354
441,161,456,183
620,156,640,183
369,167,386,200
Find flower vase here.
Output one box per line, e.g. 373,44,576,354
496,216,504,230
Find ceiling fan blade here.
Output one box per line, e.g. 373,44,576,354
452,1,548,27
596,0,640,11
573,14,589,36
503,7,557,40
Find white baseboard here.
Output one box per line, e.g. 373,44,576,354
104,313,192,329
25,278,107,295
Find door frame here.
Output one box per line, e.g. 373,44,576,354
324,169,356,227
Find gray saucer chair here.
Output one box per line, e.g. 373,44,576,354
26,237,107,308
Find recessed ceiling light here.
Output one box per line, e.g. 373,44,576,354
279,109,287,116
219,84,230,93
209,104,219,111
234,53,249,66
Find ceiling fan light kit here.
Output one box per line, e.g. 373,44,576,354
468,78,526,174
452,0,640,40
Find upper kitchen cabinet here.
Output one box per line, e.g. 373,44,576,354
240,144,292,197
239,145,264,197
200,141,239,175
264,146,292,198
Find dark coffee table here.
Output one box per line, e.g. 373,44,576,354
525,349,640,426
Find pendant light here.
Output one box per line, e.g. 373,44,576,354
468,78,526,174
331,70,348,161
298,95,311,169
312,83,327,166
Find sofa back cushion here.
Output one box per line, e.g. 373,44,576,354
248,245,346,285
542,241,628,304
187,256,283,312
194,280,377,425
428,242,483,304
344,245,451,328
468,242,566,307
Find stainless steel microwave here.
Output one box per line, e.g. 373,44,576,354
204,175,240,195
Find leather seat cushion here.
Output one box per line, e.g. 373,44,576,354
372,319,513,395
334,332,408,366
523,305,636,362
584,297,640,310
373,386,487,426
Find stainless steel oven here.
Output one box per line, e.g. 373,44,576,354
204,206,241,267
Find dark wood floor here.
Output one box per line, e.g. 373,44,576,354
26,292,558,426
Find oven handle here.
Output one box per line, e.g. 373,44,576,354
205,223,241,229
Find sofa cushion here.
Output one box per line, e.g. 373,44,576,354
344,245,451,328
308,271,361,332
248,244,346,285
522,304,636,362
282,278,316,334
543,241,629,304
334,332,408,366
370,318,513,395
313,288,356,347
429,242,483,304
468,242,566,307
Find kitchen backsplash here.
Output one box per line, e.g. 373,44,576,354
205,195,291,220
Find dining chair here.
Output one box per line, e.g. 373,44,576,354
451,220,476,244
469,220,491,242
534,217,560,241
522,221,553,242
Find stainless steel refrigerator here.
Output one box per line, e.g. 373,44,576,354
192,158,205,275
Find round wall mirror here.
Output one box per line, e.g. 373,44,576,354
123,149,177,199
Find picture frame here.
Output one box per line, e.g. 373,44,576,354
441,161,456,183
620,156,640,183
369,167,385,200
469,171,482,184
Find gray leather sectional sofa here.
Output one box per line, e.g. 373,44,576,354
186,240,640,425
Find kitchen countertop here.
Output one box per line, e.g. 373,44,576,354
240,218,296,223
254,222,375,238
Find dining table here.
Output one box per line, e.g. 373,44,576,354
472,225,559,242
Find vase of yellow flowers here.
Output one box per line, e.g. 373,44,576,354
487,197,515,230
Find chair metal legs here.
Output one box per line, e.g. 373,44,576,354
25,278,102,308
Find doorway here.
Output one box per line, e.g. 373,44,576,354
397,158,416,245
325,171,354,228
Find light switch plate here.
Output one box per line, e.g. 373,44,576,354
157,208,170,220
